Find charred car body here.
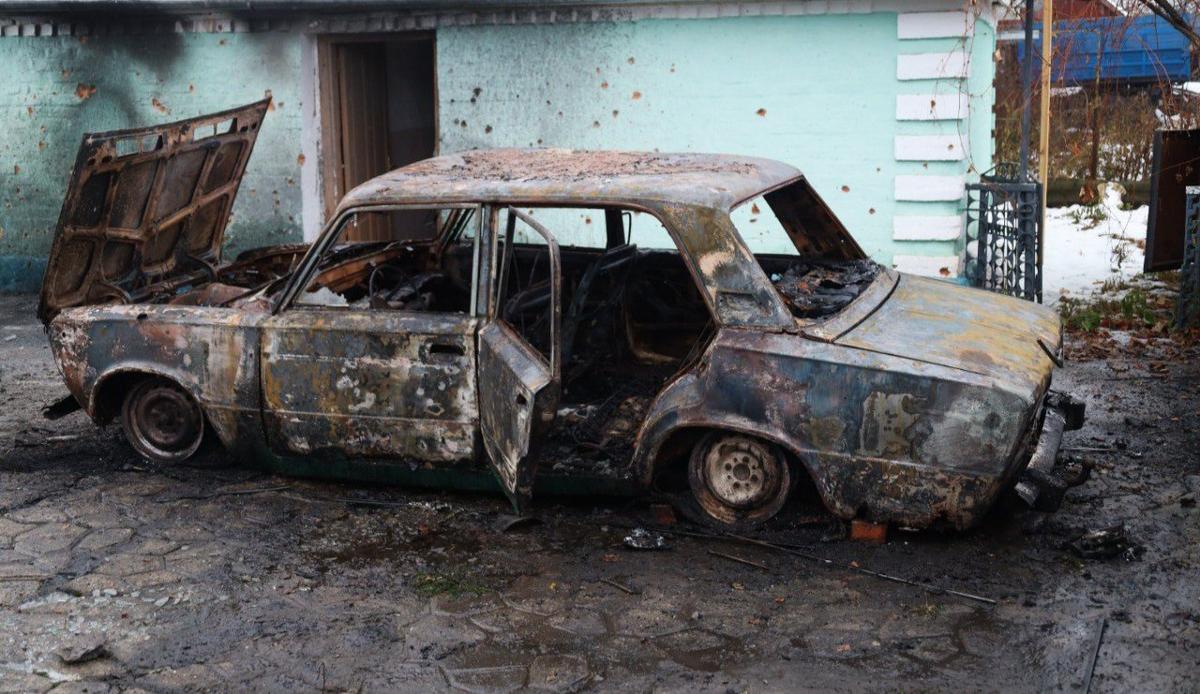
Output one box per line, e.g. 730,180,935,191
40,102,1084,530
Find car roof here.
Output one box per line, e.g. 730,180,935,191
335,148,802,213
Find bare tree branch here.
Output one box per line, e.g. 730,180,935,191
1135,0,1200,51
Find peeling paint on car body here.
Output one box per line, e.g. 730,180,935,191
44,135,1080,530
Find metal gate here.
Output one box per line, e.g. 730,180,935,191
966,165,1043,302
1178,186,1200,328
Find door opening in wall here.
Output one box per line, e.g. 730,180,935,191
318,32,436,242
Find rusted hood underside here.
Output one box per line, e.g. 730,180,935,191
38,98,271,324
836,275,1062,397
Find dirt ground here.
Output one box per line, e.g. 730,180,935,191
1,293,1197,692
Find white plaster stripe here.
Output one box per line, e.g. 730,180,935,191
896,93,969,121
895,135,967,161
892,254,962,278
897,10,975,39
897,51,971,80
893,215,964,241
894,175,965,201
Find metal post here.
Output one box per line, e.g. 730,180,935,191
1019,0,1035,181
1037,0,1052,302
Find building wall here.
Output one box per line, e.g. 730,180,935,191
0,31,305,292
0,3,993,293
438,8,996,275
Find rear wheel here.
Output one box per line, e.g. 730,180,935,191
121,377,205,463
686,432,791,529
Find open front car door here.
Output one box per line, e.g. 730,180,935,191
478,208,562,511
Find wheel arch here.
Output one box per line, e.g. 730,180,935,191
635,415,828,507
91,363,205,425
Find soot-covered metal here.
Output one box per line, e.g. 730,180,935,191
41,103,1085,532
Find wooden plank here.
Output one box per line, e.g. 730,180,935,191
894,175,965,201
897,11,974,39
893,215,964,241
892,254,961,277
895,135,967,161
896,93,968,121
897,51,970,80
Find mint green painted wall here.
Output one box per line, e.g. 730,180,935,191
0,32,305,292
437,13,994,264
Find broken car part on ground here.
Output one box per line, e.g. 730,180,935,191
40,101,1085,532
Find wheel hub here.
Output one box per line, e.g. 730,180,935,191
703,437,779,509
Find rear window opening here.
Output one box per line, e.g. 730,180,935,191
732,178,876,319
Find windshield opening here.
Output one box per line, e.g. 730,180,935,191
732,178,880,319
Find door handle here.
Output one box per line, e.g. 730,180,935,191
429,342,466,358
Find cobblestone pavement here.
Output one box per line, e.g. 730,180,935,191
1,295,1198,692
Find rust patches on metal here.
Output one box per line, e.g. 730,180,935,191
40,123,1082,531
74,83,96,100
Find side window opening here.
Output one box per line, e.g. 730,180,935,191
292,207,478,314
732,179,879,319
493,205,716,476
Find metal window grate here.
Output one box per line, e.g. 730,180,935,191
966,166,1043,302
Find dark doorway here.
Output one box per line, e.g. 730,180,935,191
318,33,436,242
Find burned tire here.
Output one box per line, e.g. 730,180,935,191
685,432,791,530
120,377,205,463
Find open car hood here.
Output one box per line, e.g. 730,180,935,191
37,98,271,324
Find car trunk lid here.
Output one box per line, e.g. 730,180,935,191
37,98,271,324
830,274,1062,398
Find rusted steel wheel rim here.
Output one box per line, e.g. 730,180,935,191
121,378,204,463
688,432,790,527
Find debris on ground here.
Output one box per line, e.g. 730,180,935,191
622,527,669,550
56,636,107,664
1068,524,1145,561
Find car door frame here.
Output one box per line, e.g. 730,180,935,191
260,202,486,461
477,206,563,510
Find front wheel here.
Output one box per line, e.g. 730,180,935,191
686,432,791,530
121,377,205,463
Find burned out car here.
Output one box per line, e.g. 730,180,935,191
40,101,1084,531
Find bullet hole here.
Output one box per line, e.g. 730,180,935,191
60,68,71,78
939,267,951,277
627,56,635,64
756,108,767,117
670,64,676,73
38,141,46,151
473,87,482,97
546,99,551,105
876,166,882,172
12,165,19,175
485,125,493,134
751,203,760,214
923,162,929,169
297,153,306,166
219,38,227,46
557,111,563,117
277,101,284,109
189,84,195,92
74,83,96,100
930,98,938,109
151,97,169,114
469,97,476,104
26,106,33,117
632,91,642,100
537,139,543,145
612,110,619,118
600,81,609,89
593,120,600,128
841,185,850,192
868,208,876,215
584,217,592,224
460,120,468,128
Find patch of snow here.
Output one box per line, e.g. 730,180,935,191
1042,185,1147,305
